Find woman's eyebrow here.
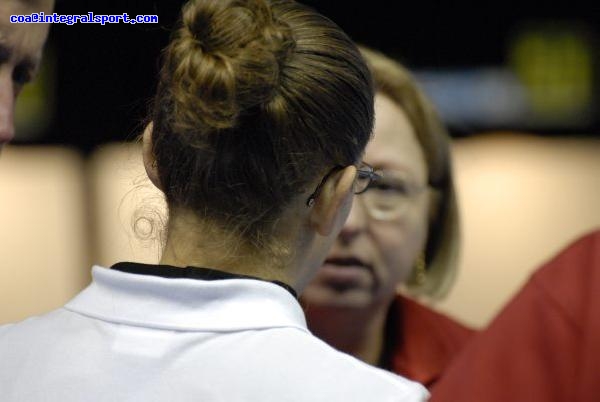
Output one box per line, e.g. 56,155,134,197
370,162,411,173
0,41,41,70
1,47,41,82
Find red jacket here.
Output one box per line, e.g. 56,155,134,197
387,295,474,388
431,230,600,401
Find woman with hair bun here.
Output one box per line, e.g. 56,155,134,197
0,0,427,400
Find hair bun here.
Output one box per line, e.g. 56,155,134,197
165,0,294,133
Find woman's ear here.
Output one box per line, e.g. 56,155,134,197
309,165,357,236
142,122,162,190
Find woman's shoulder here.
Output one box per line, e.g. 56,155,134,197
388,294,476,387
396,294,475,340
237,327,429,401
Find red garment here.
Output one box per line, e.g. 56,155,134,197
431,230,600,402
389,295,475,388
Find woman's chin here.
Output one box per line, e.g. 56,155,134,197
301,283,377,310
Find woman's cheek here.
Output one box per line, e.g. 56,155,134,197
372,225,413,290
376,218,426,287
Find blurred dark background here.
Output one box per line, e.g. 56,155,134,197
15,0,599,153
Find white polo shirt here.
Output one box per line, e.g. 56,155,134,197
0,264,428,401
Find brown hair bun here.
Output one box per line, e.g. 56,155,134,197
166,0,294,133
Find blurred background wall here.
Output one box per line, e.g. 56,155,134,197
2,1,599,326
2,136,598,326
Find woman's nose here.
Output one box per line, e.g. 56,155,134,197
337,197,368,245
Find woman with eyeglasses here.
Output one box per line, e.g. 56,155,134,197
301,47,474,390
0,1,429,400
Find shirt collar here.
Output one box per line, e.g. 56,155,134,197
111,261,298,298
65,265,308,333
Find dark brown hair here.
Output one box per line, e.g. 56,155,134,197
150,0,373,247
360,46,459,298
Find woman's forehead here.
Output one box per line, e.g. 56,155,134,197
367,94,427,178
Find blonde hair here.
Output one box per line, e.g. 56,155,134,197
360,46,459,298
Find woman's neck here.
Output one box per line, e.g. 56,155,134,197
305,302,391,366
160,211,297,288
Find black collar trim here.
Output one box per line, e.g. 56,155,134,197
111,262,297,299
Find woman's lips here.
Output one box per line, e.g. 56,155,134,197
318,257,375,292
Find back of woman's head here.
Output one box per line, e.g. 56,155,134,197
359,46,459,298
151,0,373,247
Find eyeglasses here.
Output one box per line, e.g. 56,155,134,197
306,162,381,207
357,170,429,221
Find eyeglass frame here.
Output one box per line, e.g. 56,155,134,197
306,163,381,207
355,170,438,221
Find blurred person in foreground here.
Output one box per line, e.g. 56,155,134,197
0,1,428,400
0,0,53,150
302,47,474,389
431,229,600,401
